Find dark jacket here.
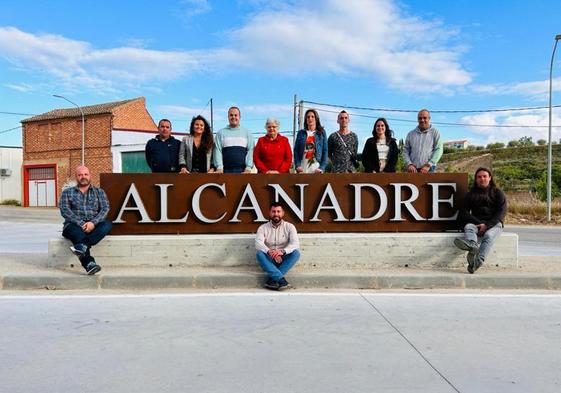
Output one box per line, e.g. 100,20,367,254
361,137,399,173
458,186,507,228
145,135,181,173
293,129,328,172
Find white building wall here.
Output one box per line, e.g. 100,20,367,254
0,146,23,203
110,129,187,172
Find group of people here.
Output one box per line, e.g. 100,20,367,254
144,107,445,176
58,106,506,283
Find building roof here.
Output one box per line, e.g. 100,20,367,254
443,139,468,144
21,97,142,123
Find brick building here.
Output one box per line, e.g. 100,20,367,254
21,97,165,207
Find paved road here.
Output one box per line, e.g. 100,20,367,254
0,292,560,393
0,206,560,255
504,225,561,256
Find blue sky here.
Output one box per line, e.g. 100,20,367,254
1,0,560,148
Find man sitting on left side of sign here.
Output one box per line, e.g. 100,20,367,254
255,202,301,290
59,165,112,275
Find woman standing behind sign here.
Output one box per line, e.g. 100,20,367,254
362,118,399,173
179,115,215,173
293,109,328,173
253,118,293,174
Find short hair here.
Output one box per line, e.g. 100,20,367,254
417,109,430,118
372,118,394,143
158,118,172,128
265,118,280,128
269,201,284,210
228,106,241,116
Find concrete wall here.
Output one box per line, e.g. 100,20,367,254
49,232,518,271
0,146,23,203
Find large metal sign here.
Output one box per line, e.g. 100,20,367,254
101,173,468,234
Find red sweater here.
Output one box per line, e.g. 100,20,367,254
253,135,293,173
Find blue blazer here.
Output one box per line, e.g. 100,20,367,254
293,129,328,172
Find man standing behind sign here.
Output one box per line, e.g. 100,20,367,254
404,109,443,173
145,119,181,173
59,166,112,275
255,202,301,290
454,167,507,274
214,106,254,173
328,110,359,173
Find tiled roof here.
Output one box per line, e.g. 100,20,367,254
21,97,142,123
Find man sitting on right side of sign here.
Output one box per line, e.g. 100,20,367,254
255,202,301,290
454,167,507,274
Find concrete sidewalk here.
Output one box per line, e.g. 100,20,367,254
2,252,561,291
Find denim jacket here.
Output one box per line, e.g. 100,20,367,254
293,129,328,172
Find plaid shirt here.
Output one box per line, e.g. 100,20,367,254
59,185,110,227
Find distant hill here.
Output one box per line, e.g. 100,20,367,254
440,144,561,198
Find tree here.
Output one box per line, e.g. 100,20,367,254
537,139,547,146
508,140,520,147
518,136,534,147
475,145,484,150
536,164,561,201
487,142,505,149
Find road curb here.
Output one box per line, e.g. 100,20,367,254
3,272,561,291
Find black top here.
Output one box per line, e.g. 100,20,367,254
191,143,209,173
145,135,181,173
458,186,507,228
361,137,399,173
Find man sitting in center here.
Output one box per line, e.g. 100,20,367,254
255,202,300,290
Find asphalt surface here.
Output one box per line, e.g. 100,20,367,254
1,292,560,393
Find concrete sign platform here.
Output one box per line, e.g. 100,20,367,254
48,232,518,270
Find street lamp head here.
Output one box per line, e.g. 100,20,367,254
52,94,63,98
556,34,561,41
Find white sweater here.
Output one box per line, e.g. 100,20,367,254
255,220,300,254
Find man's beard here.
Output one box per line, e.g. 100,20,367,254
271,216,281,224
78,179,90,186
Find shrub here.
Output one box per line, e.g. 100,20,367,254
535,165,561,201
0,199,21,206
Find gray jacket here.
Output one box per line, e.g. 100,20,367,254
179,135,214,172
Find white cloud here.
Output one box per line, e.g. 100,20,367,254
178,0,212,17
0,26,203,92
460,109,561,144
4,82,34,92
472,78,561,100
226,0,471,92
0,1,471,93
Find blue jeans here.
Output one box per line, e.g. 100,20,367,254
62,220,112,267
463,223,503,262
256,250,300,281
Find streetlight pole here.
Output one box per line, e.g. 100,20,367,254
547,35,561,221
53,94,85,165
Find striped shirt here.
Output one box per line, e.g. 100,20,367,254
59,185,110,227
213,126,254,171
403,126,443,168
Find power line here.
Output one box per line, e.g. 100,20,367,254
303,100,561,114
308,106,561,129
0,111,36,116
0,125,22,135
